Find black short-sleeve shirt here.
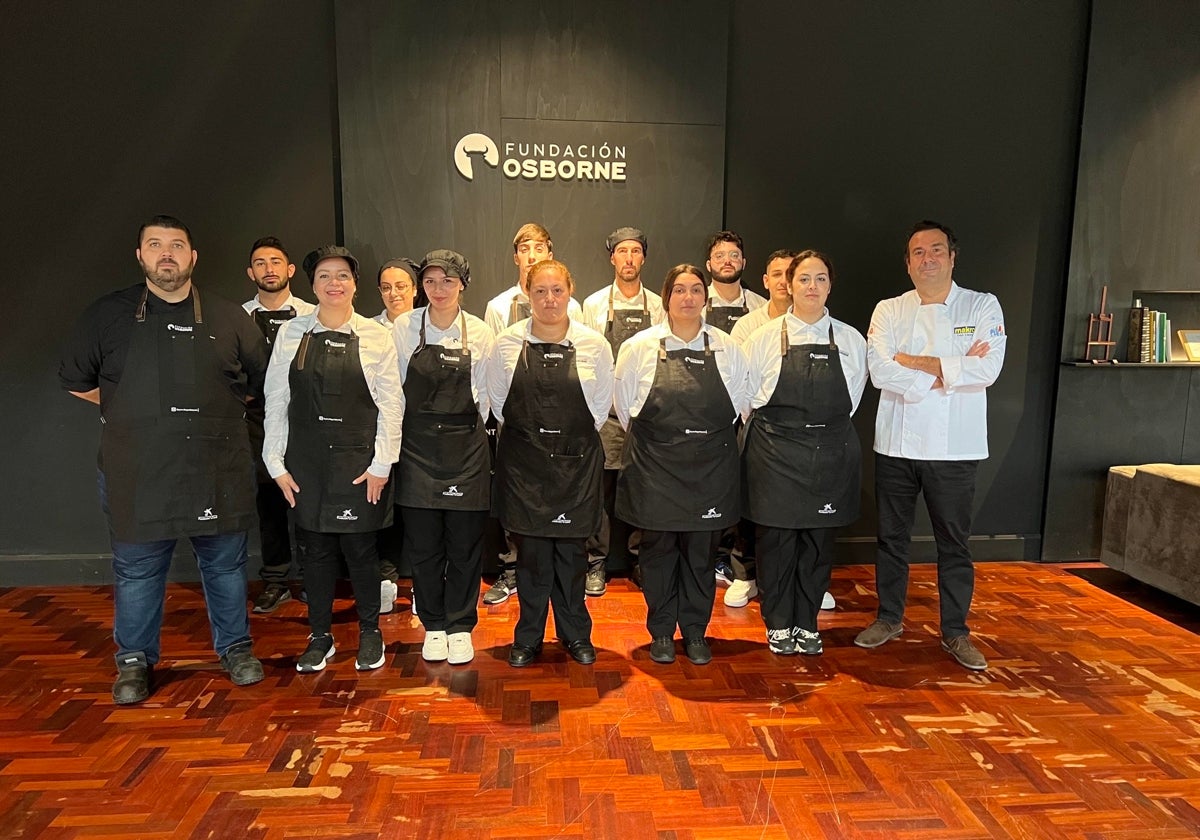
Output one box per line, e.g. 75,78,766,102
59,283,269,414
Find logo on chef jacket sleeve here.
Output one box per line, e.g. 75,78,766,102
701,507,722,519
552,513,572,525
442,485,464,497
197,507,218,521
818,503,837,515
336,509,359,521
989,323,1005,337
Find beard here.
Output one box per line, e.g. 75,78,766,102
142,258,193,293
255,275,289,293
713,267,744,285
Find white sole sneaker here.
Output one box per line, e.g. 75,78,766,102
422,630,448,662
724,579,758,608
821,591,836,610
380,579,398,614
446,632,475,665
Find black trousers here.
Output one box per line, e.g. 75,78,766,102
402,507,486,634
376,505,405,582
295,527,381,636
585,469,638,571
757,526,831,632
256,481,294,583
875,454,978,637
513,535,592,647
640,529,721,639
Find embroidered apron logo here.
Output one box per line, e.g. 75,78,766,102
336,509,358,521
810,353,829,360
170,406,199,413
196,507,218,521
701,507,722,519
324,339,346,348
167,324,193,332
443,486,464,497
318,416,343,422
819,503,837,514
552,513,572,524
684,357,705,365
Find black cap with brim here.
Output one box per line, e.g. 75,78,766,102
419,249,471,288
377,258,419,285
302,245,359,283
605,226,647,255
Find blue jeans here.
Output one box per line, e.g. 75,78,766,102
99,470,252,665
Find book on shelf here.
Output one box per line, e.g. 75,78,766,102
1141,308,1153,362
1127,302,1144,362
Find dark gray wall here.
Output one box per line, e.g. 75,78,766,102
1044,0,1200,560
724,1,1089,562
0,2,339,571
334,0,727,312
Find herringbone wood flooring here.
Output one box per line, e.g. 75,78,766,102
2,563,1199,839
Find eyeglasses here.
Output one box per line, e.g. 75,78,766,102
380,283,412,295
711,250,742,261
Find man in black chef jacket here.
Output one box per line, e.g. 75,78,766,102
59,215,269,704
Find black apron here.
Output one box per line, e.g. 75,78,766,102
705,294,749,335
100,287,255,543
396,309,490,510
285,325,393,533
599,286,651,468
247,306,297,483
493,340,603,538
742,320,861,528
507,296,532,326
616,332,739,531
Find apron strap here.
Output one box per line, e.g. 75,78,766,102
192,285,203,325
509,295,522,326
780,316,789,357
135,287,149,323
460,309,470,358
827,322,837,352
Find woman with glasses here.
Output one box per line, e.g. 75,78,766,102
741,250,866,656
263,246,403,672
392,250,494,665
375,258,419,325
614,264,750,666
487,259,613,668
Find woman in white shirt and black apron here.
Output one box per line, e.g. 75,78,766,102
487,259,614,668
393,250,494,665
614,264,750,666
741,251,867,655
263,246,403,674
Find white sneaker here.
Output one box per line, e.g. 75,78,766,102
724,579,758,607
422,630,448,661
821,591,836,610
380,579,398,614
447,632,474,665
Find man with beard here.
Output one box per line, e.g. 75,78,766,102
242,237,315,613
60,215,269,704
703,230,767,336
703,231,767,608
580,228,664,595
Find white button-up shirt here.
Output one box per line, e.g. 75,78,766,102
745,309,868,415
484,283,583,335
867,282,1006,460
263,309,404,479
614,321,751,429
580,282,666,335
242,292,316,317
487,319,614,430
392,306,494,421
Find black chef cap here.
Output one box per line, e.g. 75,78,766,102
605,227,647,255
419,249,471,287
302,245,360,284
377,257,419,285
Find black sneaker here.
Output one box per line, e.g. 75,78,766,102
649,637,676,664
767,629,798,655
684,637,712,665
253,583,292,613
112,652,152,704
296,634,336,672
585,567,606,596
356,628,385,671
220,642,265,686
793,627,823,656
483,575,517,605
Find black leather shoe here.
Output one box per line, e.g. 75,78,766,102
220,642,265,686
564,639,596,665
508,642,543,668
649,637,676,664
112,653,152,704
684,637,712,665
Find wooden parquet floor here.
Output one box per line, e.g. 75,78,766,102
2,563,1200,839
